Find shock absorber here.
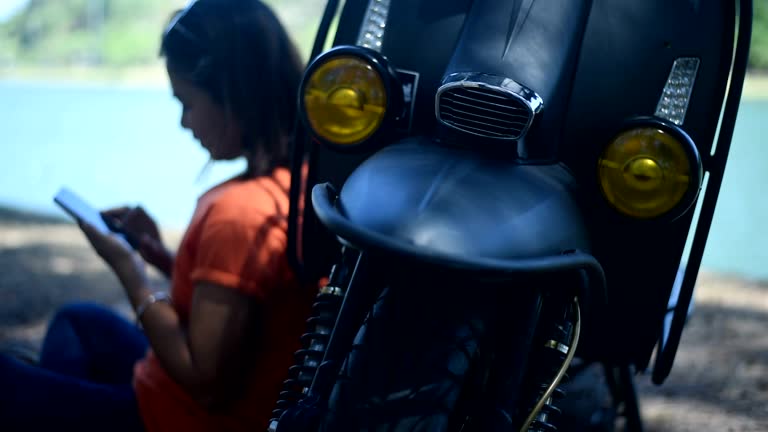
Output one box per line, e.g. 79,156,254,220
268,247,358,431
520,297,581,432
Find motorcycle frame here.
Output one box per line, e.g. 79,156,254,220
287,0,753,388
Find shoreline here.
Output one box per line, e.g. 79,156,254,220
1,204,766,286
5,205,764,285
0,64,169,89
2,67,768,99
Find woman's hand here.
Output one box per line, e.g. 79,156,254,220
102,206,175,277
78,222,149,295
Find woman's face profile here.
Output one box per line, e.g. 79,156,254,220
168,70,243,160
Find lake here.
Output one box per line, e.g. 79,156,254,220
0,80,246,228
0,81,766,279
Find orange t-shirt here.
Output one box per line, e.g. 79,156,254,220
133,167,315,432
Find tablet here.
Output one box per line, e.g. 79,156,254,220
54,187,112,234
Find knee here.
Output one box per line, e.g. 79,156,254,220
49,302,113,329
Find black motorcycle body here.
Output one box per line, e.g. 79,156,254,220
271,0,753,430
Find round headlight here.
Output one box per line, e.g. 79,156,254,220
598,120,702,219
302,53,388,146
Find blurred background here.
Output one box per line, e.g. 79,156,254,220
0,0,766,277
0,1,767,430
0,0,326,231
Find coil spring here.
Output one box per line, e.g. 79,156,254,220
524,321,574,432
269,251,356,428
528,381,567,432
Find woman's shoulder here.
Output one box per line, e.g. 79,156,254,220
204,167,291,226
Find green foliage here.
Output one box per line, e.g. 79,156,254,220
101,22,161,66
1,0,766,72
750,0,768,70
0,37,18,65
0,0,184,66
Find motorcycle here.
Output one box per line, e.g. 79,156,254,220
270,0,752,430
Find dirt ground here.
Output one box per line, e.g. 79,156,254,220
0,208,766,431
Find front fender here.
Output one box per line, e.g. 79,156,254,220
313,137,601,281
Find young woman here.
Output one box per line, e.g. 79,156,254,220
0,1,313,431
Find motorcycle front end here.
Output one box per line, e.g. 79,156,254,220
272,0,753,430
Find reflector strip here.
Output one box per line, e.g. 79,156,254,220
655,58,700,126
356,0,390,52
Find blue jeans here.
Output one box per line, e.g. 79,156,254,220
0,302,148,432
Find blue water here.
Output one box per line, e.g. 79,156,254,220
0,81,245,230
699,99,768,279
0,81,766,279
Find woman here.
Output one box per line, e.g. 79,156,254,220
0,1,313,431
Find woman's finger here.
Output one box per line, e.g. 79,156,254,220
78,220,101,241
123,207,149,227
123,207,161,241
79,222,112,259
101,206,133,219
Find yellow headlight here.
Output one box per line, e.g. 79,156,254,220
303,55,387,146
598,126,698,219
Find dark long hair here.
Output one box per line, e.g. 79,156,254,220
160,0,304,176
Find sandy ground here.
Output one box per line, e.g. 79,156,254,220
634,271,768,432
0,208,181,342
0,208,766,431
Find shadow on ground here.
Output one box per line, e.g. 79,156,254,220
0,215,766,431
0,243,123,327
0,214,170,345
0,205,68,225
634,277,768,432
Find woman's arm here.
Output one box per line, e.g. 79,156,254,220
138,239,176,279
80,222,261,407
121,270,261,407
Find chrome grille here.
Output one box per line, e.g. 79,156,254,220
435,73,543,141
438,86,533,140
